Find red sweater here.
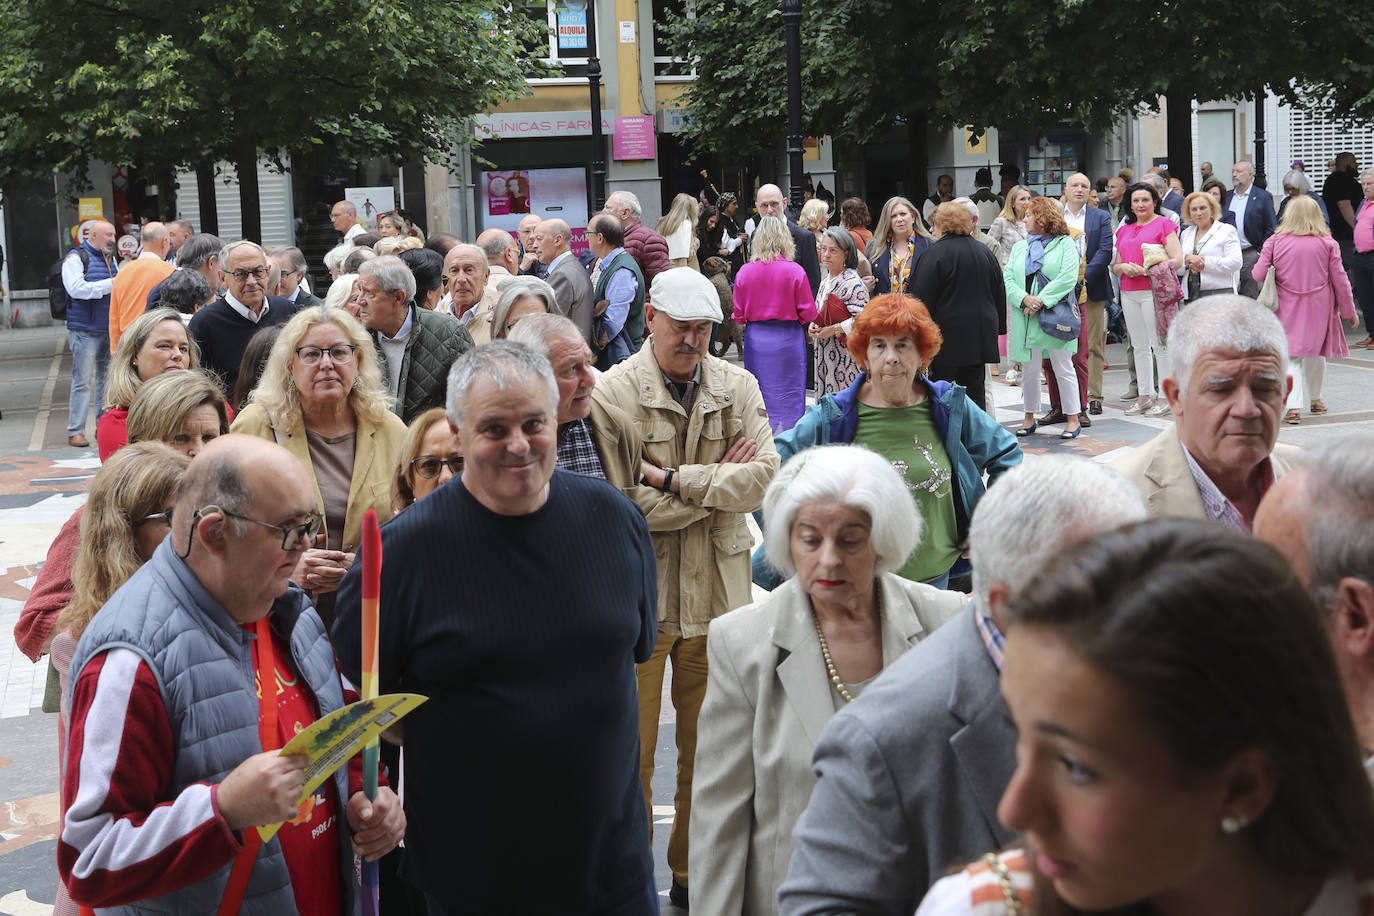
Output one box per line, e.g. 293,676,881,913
15,507,82,661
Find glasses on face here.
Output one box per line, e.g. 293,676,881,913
139,508,174,526
221,509,323,551
228,267,270,282
294,344,358,365
411,454,463,479
279,267,301,278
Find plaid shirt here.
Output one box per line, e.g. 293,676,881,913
556,418,606,479
1181,446,1274,532
974,602,1006,672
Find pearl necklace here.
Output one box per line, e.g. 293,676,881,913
812,588,881,704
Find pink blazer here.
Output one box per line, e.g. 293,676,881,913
1253,234,1355,358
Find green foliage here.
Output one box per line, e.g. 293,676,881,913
662,0,1374,157
0,0,548,187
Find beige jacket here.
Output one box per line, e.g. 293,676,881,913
690,574,965,915
231,404,407,553
593,342,779,637
1112,425,1303,520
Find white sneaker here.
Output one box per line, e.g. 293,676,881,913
1004,368,1020,385
1124,399,1150,416
1145,402,1172,418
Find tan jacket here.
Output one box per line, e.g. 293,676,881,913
1112,425,1303,520
593,342,779,637
690,574,964,916
231,404,407,552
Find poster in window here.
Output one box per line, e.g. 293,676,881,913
479,167,589,237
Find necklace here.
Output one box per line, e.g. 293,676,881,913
812,588,881,704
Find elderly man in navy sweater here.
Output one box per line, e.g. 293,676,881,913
188,241,297,394
333,341,658,916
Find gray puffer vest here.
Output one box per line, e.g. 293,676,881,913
67,539,357,915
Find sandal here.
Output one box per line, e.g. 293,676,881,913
1284,410,1301,425
1311,400,1328,414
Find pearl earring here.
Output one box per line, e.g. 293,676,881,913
1221,815,1248,834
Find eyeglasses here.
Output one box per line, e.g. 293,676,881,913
228,267,270,282
139,508,173,525
294,344,358,365
221,509,323,551
411,454,463,479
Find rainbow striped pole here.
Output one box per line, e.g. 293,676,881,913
360,510,382,916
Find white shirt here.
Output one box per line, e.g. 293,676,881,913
1062,203,1088,232
376,308,413,397
224,290,267,323
1229,184,1253,247
666,221,694,260
1178,221,1243,296
61,249,116,300
344,223,365,244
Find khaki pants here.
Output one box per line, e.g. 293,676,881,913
637,629,709,886
1084,299,1106,401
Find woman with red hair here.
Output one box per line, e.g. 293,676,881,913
770,293,1021,588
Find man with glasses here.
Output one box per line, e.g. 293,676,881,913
269,246,323,309
356,255,473,423
189,240,298,394
59,435,405,913
584,213,644,366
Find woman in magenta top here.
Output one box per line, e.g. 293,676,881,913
732,215,819,432
1253,195,1357,424
1112,182,1182,417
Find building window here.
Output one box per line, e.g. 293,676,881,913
653,0,695,78
521,0,588,78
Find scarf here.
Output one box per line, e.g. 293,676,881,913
1024,234,1049,277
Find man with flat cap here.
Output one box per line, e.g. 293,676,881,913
594,267,779,906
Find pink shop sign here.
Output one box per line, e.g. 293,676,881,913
613,116,656,161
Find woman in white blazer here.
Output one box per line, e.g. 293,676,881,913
1178,191,1242,300
689,445,964,915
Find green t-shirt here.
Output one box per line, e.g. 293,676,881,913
853,400,961,583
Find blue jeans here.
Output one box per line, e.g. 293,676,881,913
67,329,110,436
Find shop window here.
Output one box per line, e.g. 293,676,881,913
523,0,589,79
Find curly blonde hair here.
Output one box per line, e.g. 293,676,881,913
750,216,796,262
248,306,394,429
798,198,829,232
58,442,189,638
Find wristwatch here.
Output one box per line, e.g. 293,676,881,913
660,468,676,492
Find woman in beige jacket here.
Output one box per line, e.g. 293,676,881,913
690,444,963,915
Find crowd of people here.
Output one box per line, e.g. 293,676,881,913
19,158,1374,916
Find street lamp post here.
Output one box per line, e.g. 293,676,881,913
1253,88,1267,189
782,0,804,214
586,0,607,211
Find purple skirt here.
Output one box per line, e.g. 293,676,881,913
743,320,807,434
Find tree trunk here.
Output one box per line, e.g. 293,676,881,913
906,111,929,205
196,160,218,236
1165,89,1194,193
235,137,261,242
154,166,176,221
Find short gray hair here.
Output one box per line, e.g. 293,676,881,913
323,243,353,273
607,190,642,219
219,239,267,266
358,255,416,301
270,245,307,273
159,268,214,314
342,248,377,274
969,456,1146,611
821,226,859,271
507,313,582,357
478,231,517,262
952,196,979,223
177,233,223,269
491,276,558,339
1283,170,1311,194
1167,294,1288,394
1360,169,1374,183
446,341,558,429
763,445,923,578
1142,172,1168,193
1302,434,1374,611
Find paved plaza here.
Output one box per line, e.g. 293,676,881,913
0,322,1369,913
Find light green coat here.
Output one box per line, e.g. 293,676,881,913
1003,234,1080,358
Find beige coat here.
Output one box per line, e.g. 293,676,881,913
231,404,407,553
592,342,779,636
1112,424,1303,520
690,574,965,916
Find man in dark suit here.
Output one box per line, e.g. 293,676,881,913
754,183,820,295
188,241,297,395
1225,160,1277,297
537,218,595,345
1151,167,1186,213
1043,173,1114,423
777,458,1147,916
269,246,323,309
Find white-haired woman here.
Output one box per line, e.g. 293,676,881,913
691,444,963,916
867,196,935,296
1277,168,1331,226
231,306,406,623
733,215,819,433
489,276,559,342
657,192,701,269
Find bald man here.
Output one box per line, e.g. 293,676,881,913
538,218,595,345
752,183,820,294
443,243,499,344
475,228,521,290
110,221,175,352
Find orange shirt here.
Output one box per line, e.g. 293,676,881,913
108,256,174,352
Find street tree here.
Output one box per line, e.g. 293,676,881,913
0,0,545,237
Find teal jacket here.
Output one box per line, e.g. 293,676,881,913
755,374,1022,586
1003,234,1081,359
